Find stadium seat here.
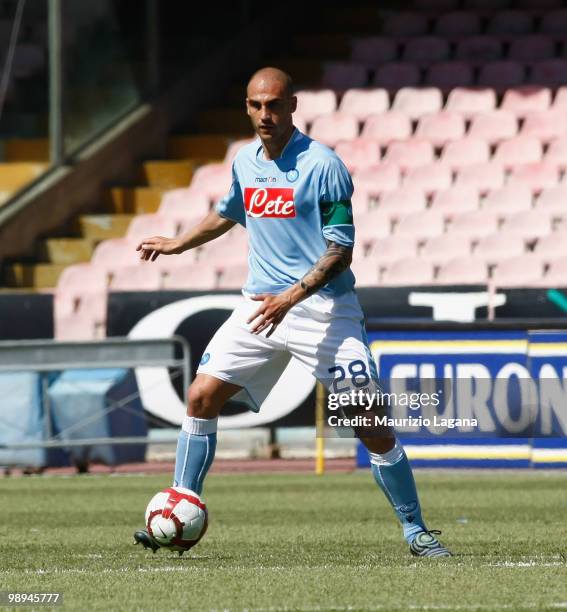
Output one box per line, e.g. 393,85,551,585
542,256,567,286
436,257,488,284
350,260,380,286
355,211,393,241
383,140,434,170
372,63,421,90
509,35,555,63
449,210,500,238
544,136,567,168
501,87,552,117
162,265,218,290
91,238,140,270
350,37,399,67
197,231,248,265
394,211,446,239
474,233,527,263
478,61,525,90
217,263,250,289
520,109,567,142
445,87,496,118
500,210,553,239
427,62,474,90
552,86,567,111
391,87,443,119
434,12,482,37
339,88,389,120
482,184,533,213
125,215,179,241
534,232,567,259
508,162,559,193
420,234,473,265
382,12,429,37
295,89,337,123
353,163,401,195
415,111,466,146
109,265,162,291
441,138,490,169
493,136,543,168
403,37,450,65
468,110,518,143
455,36,503,65
158,187,211,220
491,255,544,287
334,139,381,173
540,10,567,35
381,258,435,285
361,112,412,144
403,163,453,194
351,190,371,214
377,188,428,218
366,235,419,263
309,113,359,147
430,186,480,215
321,62,368,90
486,11,534,35
190,163,232,202
535,185,567,213
455,163,505,192
531,60,567,88
224,138,254,163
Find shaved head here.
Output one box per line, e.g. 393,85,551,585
247,67,294,98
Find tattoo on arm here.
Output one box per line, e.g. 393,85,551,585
299,240,352,296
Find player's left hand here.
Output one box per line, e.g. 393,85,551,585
247,293,293,337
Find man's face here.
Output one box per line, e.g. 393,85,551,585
246,78,297,143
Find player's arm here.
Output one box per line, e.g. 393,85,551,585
137,209,235,261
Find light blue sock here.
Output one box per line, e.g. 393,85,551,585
369,439,427,543
173,416,217,495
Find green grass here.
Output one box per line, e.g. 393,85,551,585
1,470,567,611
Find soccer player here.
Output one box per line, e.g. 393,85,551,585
134,67,451,558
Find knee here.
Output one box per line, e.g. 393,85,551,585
187,383,217,419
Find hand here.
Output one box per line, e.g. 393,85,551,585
136,236,183,261
246,293,294,337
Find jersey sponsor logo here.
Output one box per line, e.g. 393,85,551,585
244,187,296,218
254,176,277,183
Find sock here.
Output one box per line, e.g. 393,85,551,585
369,439,426,543
173,416,217,495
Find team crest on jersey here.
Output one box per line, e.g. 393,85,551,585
286,168,299,182
244,187,296,218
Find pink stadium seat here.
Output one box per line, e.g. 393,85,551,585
543,256,567,286
478,61,525,90
91,238,140,270
350,37,398,67
391,87,443,119
500,211,553,240
294,115,308,133
162,265,218,290
350,260,379,287
508,162,559,193
158,187,211,219
372,63,421,90
521,109,567,142
361,111,412,144
354,163,401,195
366,235,419,263
190,163,232,201
468,110,518,143
449,210,500,238
552,86,567,111
415,111,466,146
355,211,393,242
534,232,567,259
430,187,480,215
394,211,446,239
436,258,489,284
335,139,381,173
404,163,453,194
491,255,544,287
217,263,249,289
382,12,429,37
535,185,567,213
339,88,389,121
383,140,434,170
309,113,359,147
455,36,502,65
544,136,567,167
377,188,428,219
434,12,482,37
540,10,567,35
501,87,552,117
295,89,337,123
109,265,162,291
381,258,435,286
493,136,543,168
531,60,567,88
197,232,248,266
403,37,450,65
427,61,474,90
126,214,179,241
321,62,368,90
420,234,472,264
445,87,496,118
482,184,533,214
441,138,490,169
487,11,534,35
455,163,505,192
224,138,254,163
474,233,527,263
509,36,555,63
351,190,371,214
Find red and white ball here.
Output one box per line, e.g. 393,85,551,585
145,487,208,552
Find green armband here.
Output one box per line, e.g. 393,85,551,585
320,200,353,226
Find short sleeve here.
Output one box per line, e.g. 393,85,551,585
320,156,355,248
215,164,246,227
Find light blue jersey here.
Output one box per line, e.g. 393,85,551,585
215,128,356,297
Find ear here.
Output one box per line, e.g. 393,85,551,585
245,97,251,116
290,95,297,113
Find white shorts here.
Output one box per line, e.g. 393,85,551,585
197,291,379,411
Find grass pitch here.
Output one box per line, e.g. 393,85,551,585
1,470,566,611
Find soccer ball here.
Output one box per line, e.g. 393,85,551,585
145,486,208,552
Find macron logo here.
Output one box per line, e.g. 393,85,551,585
244,187,296,218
